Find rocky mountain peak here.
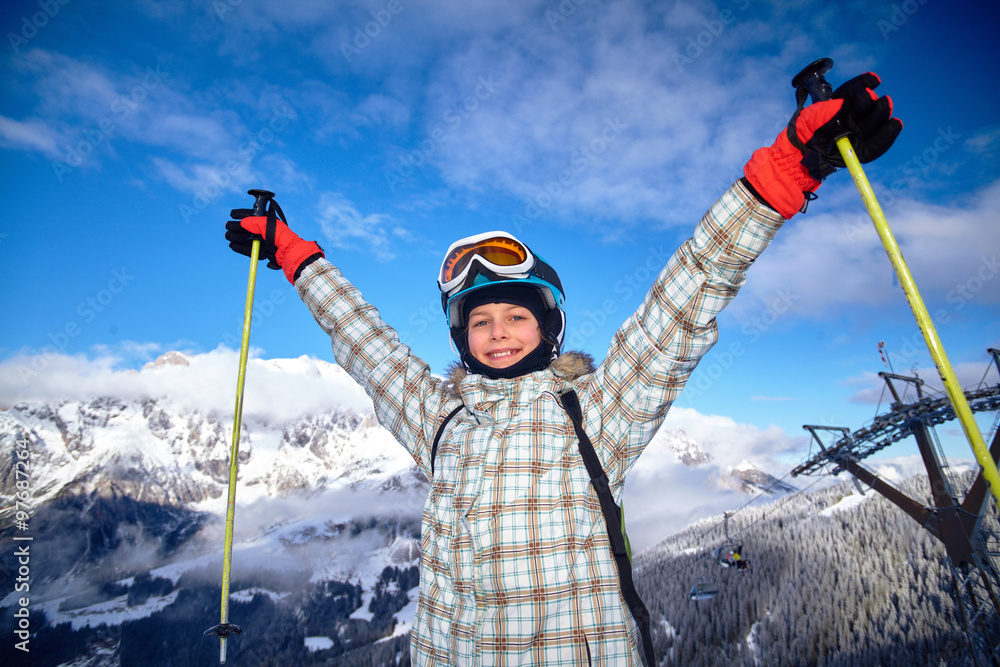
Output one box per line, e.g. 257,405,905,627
143,351,192,370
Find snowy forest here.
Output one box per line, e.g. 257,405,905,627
1,469,989,666
634,472,981,666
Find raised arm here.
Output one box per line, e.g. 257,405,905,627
225,202,452,478
581,71,902,488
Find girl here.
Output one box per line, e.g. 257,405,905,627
226,72,900,665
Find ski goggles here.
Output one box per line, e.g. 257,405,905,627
438,231,536,296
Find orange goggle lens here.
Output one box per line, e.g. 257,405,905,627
441,237,529,285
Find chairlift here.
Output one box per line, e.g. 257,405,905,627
713,544,751,572
689,581,719,601
712,512,751,571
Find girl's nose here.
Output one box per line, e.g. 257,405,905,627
490,321,508,340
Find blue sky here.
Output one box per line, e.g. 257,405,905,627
1,0,998,473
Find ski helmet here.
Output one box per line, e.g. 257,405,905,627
438,231,567,363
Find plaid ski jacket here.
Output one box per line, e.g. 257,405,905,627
295,180,785,665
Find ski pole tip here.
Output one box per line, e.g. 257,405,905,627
205,624,242,664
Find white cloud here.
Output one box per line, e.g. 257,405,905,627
622,404,807,551
315,192,408,261
624,460,744,553
729,178,1000,318
354,94,412,129
845,359,999,405
0,115,62,157
144,112,238,156
151,157,243,197
399,1,823,230
0,348,373,423
661,405,802,469
5,48,256,180
965,126,1000,156
23,49,122,120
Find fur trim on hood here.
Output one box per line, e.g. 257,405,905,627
444,350,596,398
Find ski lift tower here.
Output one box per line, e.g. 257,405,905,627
793,349,1000,666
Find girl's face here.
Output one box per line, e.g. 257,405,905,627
466,302,543,369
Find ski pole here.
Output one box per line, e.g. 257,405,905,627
204,188,275,663
791,58,999,506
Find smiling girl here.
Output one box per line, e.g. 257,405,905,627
225,70,902,665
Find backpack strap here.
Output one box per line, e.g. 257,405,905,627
430,403,465,476
560,389,656,667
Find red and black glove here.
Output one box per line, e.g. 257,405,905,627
745,72,903,219
225,202,324,284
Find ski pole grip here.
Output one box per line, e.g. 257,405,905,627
248,188,275,216
791,57,834,105
246,189,279,269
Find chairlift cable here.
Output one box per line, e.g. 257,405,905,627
682,474,828,602
874,381,887,421
678,471,825,556
728,476,826,542
975,360,995,392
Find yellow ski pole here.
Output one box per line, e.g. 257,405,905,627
204,188,275,663
791,59,999,506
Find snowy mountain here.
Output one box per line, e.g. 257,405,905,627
722,459,799,495
658,424,711,466
0,352,419,505
0,350,799,665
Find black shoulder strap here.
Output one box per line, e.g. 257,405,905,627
560,389,656,667
430,403,465,476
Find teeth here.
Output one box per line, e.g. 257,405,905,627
490,351,515,358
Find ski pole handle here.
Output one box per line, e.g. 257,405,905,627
791,57,834,105
790,58,999,507
248,188,274,216
247,189,279,270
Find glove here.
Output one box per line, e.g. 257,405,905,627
745,72,903,219
225,202,324,284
